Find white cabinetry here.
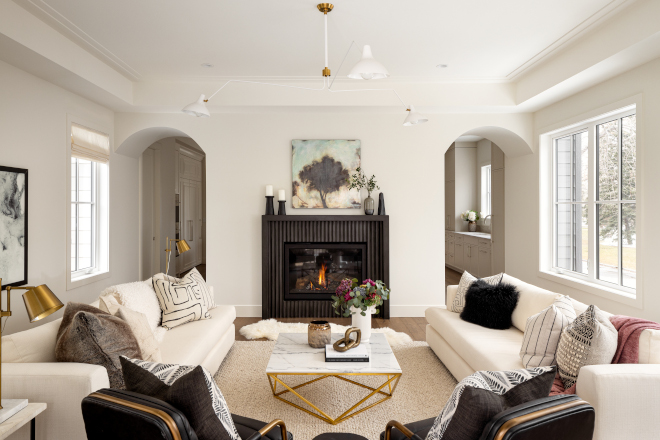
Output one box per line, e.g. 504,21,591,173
446,232,493,278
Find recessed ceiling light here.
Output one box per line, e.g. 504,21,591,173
436,64,448,68
201,63,214,68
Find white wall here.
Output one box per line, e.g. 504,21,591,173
507,57,660,321
116,111,532,316
453,142,477,231
0,59,139,334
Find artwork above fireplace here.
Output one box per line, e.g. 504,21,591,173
284,243,366,301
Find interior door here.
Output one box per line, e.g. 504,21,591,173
179,179,203,272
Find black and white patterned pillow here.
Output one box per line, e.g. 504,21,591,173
425,366,555,440
152,270,211,329
186,267,216,310
120,356,241,440
450,271,503,313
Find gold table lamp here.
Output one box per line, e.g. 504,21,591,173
164,236,191,275
0,278,64,410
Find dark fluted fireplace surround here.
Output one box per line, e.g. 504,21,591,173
262,215,390,319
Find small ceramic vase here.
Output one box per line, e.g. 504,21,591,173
308,320,331,348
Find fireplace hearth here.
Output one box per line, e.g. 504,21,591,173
284,243,366,300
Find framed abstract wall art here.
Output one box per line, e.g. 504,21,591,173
0,166,28,288
292,140,361,209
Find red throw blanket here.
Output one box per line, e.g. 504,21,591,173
549,315,660,396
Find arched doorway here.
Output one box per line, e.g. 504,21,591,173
444,127,531,289
116,128,206,280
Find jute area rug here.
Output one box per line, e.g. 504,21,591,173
214,341,457,440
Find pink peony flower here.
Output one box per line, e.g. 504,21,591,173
363,279,376,287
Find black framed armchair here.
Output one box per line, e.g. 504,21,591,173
381,395,595,440
81,388,292,440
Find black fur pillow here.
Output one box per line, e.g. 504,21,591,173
460,280,519,330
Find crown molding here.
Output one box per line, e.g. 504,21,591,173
506,0,638,81
142,75,513,84
14,0,142,80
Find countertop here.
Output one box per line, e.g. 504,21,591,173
449,231,491,239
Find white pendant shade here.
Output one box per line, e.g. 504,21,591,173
348,45,389,80
182,94,210,117
403,105,428,126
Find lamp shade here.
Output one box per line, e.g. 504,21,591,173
403,105,428,126
176,239,191,253
182,94,210,118
347,45,389,80
22,285,64,322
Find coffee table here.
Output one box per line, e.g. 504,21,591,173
266,333,402,425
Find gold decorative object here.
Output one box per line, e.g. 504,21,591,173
333,327,361,352
316,3,334,14
164,236,191,275
0,278,63,409
308,320,331,348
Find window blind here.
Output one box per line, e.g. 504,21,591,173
71,123,110,163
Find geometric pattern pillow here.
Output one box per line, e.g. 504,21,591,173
450,271,503,313
425,366,556,440
152,270,211,330
120,356,241,440
186,267,216,310
555,304,618,389
520,295,576,368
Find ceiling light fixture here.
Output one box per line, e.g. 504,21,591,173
181,3,426,126
201,63,214,68
436,64,448,68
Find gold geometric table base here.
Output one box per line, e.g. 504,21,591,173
267,373,402,425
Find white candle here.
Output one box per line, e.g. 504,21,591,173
266,185,273,197
278,189,286,201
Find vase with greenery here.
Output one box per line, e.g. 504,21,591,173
347,167,380,215
460,210,482,232
331,278,390,341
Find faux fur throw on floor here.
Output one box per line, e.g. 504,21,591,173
239,319,413,346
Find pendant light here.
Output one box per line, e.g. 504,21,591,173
182,94,210,118
403,105,428,126
347,45,389,80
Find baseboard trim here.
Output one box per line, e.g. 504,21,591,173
233,305,439,318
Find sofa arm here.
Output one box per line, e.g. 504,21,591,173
446,285,458,308
2,362,109,440
576,364,660,440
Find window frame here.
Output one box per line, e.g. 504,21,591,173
539,98,641,308
66,115,111,290
70,157,99,277
481,164,492,216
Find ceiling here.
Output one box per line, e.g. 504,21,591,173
16,0,625,82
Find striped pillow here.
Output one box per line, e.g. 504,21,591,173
450,271,503,313
152,269,212,329
520,295,576,368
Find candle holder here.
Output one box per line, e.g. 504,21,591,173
265,196,275,215
278,200,287,215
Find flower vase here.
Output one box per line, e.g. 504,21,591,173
363,194,375,215
350,305,376,342
468,221,477,232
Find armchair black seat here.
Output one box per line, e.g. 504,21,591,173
82,388,292,440
381,395,595,440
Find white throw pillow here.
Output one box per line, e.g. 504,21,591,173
99,281,163,334
450,271,503,313
556,304,618,389
520,295,576,368
114,305,162,363
503,274,559,332
152,271,211,329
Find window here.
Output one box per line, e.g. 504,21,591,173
68,122,110,286
551,108,636,295
481,165,491,216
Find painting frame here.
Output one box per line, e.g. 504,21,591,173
292,139,361,209
0,166,28,289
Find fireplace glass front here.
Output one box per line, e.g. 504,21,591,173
284,243,366,300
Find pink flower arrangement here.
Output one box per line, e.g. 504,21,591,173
331,277,390,317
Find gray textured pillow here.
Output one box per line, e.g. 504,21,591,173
520,295,576,368
556,304,617,389
55,302,142,388
451,271,503,313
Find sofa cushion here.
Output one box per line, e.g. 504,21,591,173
460,280,519,330
55,302,142,388
451,271,503,313
160,305,236,366
152,272,211,329
99,280,163,337
115,305,162,363
426,307,524,372
502,275,558,332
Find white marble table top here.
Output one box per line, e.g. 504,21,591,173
266,333,402,375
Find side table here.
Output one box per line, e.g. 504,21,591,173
0,403,46,440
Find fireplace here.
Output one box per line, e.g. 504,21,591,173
284,243,366,300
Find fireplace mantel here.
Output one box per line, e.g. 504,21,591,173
262,215,389,319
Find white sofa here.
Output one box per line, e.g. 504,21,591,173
1,298,236,440
426,273,660,440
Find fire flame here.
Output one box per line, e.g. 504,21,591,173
318,262,327,288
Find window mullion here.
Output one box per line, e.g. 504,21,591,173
588,123,597,282
618,118,623,286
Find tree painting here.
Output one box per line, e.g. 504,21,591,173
292,140,361,209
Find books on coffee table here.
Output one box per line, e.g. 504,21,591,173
325,344,369,362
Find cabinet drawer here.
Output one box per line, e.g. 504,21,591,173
453,235,464,244
478,239,491,248
465,236,479,246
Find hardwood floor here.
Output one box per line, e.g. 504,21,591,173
234,267,464,343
